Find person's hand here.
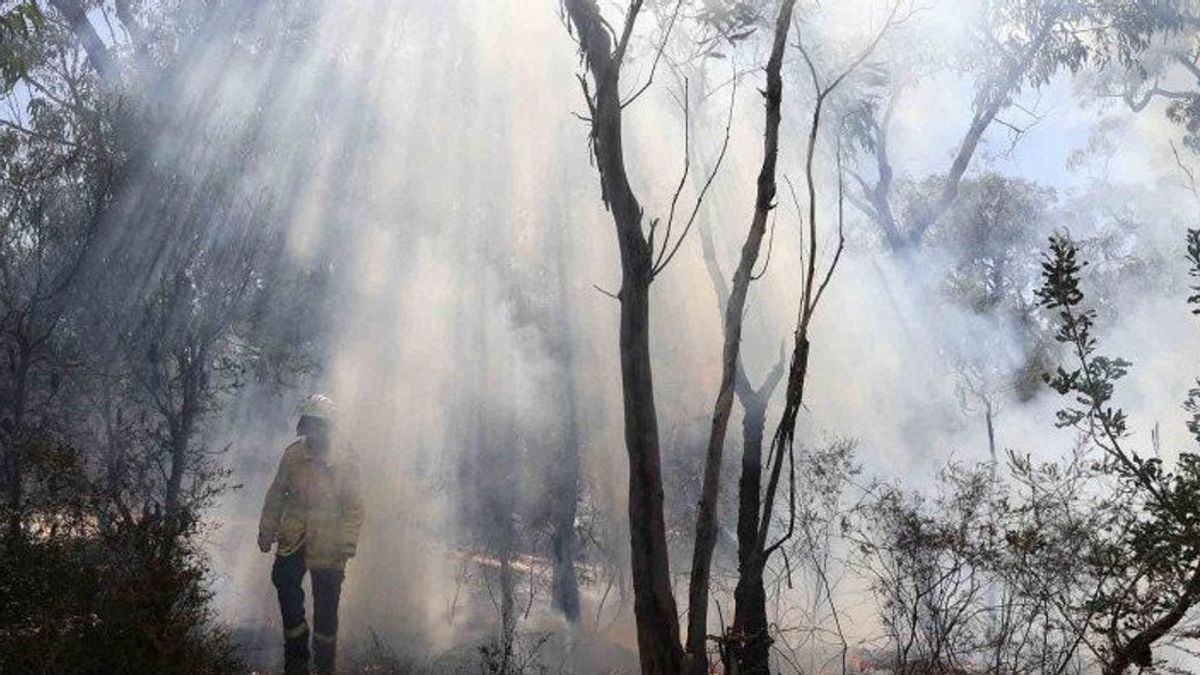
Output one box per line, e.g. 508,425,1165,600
257,532,273,553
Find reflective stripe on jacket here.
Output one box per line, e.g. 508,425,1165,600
258,439,365,570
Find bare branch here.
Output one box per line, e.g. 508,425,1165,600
1171,141,1200,208
651,75,736,278
653,77,691,267
621,0,683,109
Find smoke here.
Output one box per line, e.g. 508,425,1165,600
74,0,1198,667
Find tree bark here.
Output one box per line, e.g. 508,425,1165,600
551,352,582,624
499,539,516,674
564,2,682,671
684,4,796,671
732,335,810,673
163,351,198,528
3,343,31,545
730,559,770,675
550,213,583,624
722,390,774,675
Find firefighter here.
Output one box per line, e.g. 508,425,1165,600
258,394,364,675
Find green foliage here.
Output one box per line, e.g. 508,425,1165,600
0,1,43,92
1188,228,1200,313
1036,234,1133,442
962,0,1186,108
1033,230,1200,671
0,442,243,675
1186,229,1200,446
1166,94,1200,153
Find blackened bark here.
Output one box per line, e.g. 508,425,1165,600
550,216,583,623
500,540,517,674
163,350,200,529
730,560,769,675
551,355,582,623
732,336,810,673
3,345,31,544
564,2,682,671
735,398,768,578
684,3,796,672
725,392,774,675
620,277,683,674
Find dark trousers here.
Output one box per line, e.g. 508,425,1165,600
272,548,345,674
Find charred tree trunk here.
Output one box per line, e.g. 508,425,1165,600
551,372,582,623
163,350,199,533
984,400,997,463
724,388,775,675
731,337,811,673
3,342,31,545
730,561,769,675
499,534,517,674
164,426,187,526
564,2,682,671
619,273,682,674
685,3,796,672
550,215,583,624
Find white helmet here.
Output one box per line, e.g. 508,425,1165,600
295,394,336,422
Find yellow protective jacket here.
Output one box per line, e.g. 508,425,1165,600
258,439,365,570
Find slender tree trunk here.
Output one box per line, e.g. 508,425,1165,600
500,539,517,674
551,388,582,623
730,561,769,675
685,4,796,671
726,395,769,675
620,273,682,674
165,427,187,522
4,346,31,545
984,401,997,463
564,2,682,671
551,222,582,624
163,355,200,543
733,336,811,673
164,395,194,529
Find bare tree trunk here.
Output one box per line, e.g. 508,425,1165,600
551,374,582,623
564,2,682,671
725,13,895,665
726,389,775,675
985,400,997,463
4,344,31,545
685,4,796,672
732,333,812,674
500,538,517,674
620,276,682,674
165,420,187,525
163,353,198,529
550,218,583,624
730,562,770,675
697,207,786,675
